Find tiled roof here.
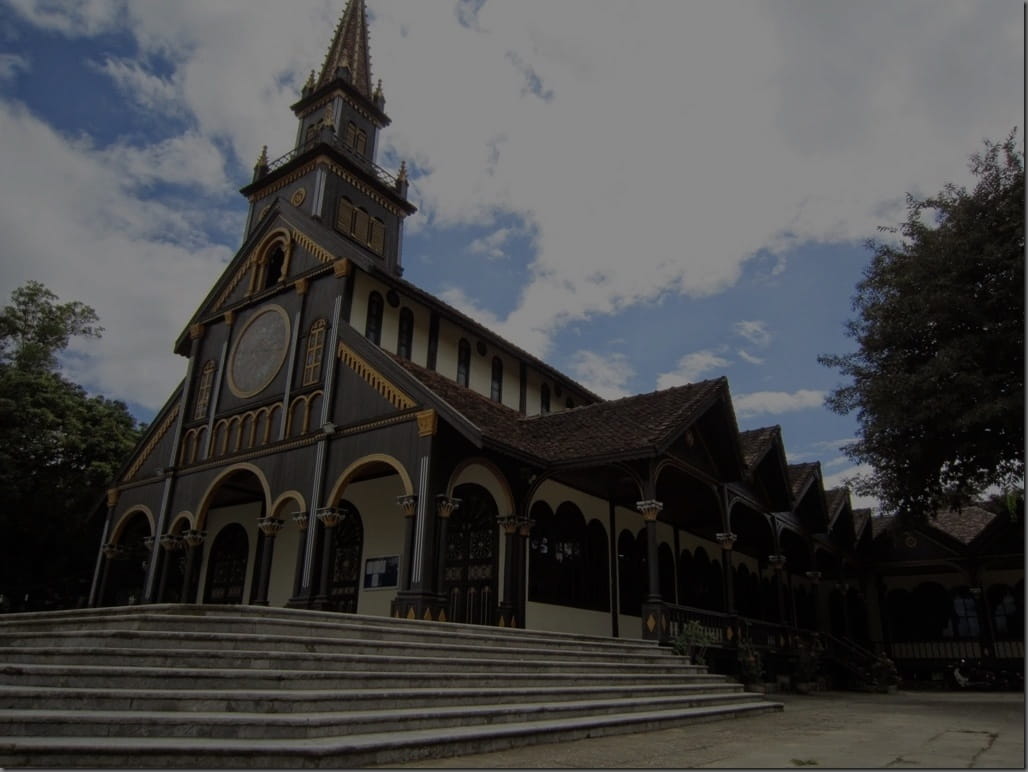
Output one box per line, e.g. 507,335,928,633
787,462,820,498
825,487,851,518
393,357,724,465
852,507,871,537
739,426,779,469
928,506,997,545
870,507,997,545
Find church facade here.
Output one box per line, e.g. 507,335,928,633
91,1,1022,678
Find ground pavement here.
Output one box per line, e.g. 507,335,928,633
386,690,1025,769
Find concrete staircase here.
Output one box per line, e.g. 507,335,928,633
0,604,781,767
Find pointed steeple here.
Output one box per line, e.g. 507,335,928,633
318,0,373,99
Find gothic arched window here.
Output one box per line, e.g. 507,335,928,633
397,308,413,360
194,360,216,420
365,292,383,345
302,319,328,385
457,338,470,387
490,356,503,402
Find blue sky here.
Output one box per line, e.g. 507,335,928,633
0,0,1022,512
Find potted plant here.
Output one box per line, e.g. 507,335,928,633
792,640,819,693
672,619,714,666
737,637,765,691
871,654,900,693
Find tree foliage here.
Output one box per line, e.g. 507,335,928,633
0,282,142,610
820,134,1024,520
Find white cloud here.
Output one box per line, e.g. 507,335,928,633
5,0,124,35
656,350,731,389
737,349,765,365
99,132,229,193
468,226,514,260
733,389,826,418
436,286,502,330
823,462,880,513
734,320,772,348
570,350,633,399
93,57,182,116
0,53,30,82
0,102,234,411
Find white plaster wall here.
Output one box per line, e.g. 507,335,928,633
525,602,611,637
268,497,304,607
435,318,460,380
340,475,408,618
197,502,261,603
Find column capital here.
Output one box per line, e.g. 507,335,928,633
435,495,460,519
159,534,184,551
768,553,787,571
257,517,285,537
316,507,342,528
804,570,822,584
142,536,155,550
497,514,519,534
396,495,418,517
715,531,738,550
292,511,310,531
517,517,535,537
182,529,207,548
101,543,126,559
636,499,663,521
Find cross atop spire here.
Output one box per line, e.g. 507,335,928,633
318,0,373,99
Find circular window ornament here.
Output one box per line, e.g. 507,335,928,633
290,187,307,207
227,305,291,398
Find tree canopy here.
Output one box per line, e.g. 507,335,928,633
820,134,1025,521
0,282,142,610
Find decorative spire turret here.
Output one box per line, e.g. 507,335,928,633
318,0,373,99
253,145,269,181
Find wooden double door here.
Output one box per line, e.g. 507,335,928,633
442,483,499,625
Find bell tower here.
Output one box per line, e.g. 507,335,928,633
241,0,415,277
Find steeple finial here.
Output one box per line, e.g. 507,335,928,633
318,0,373,99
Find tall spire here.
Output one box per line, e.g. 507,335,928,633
318,0,373,99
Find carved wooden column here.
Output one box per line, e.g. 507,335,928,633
290,512,309,600
716,532,737,613
434,495,460,600
157,534,184,602
497,514,519,628
637,499,666,642
312,507,342,609
396,495,418,593
769,554,787,624
254,517,285,606
97,543,126,607
180,529,207,604
805,571,823,632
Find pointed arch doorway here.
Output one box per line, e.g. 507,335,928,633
443,483,499,625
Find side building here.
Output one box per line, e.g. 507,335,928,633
91,1,1023,680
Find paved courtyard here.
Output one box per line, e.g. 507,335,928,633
388,690,1025,769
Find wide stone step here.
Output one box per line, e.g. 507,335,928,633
0,629,683,666
0,681,743,713
0,662,727,691
1,646,701,675
0,700,782,768
0,691,763,739
0,605,659,654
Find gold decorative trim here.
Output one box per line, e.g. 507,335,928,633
337,342,415,410
333,258,351,277
213,257,258,312
416,409,437,437
299,91,379,126
290,229,336,265
178,431,322,475
106,488,120,508
189,324,205,341
321,158,405,217
646,613,657,633
437,609,447,623
223,310,235,327
422,608,432,621
290,187,307,207
338,411,418,437
247,161,317,203
123,404,181,482
294,277,310,295
406,606,416,620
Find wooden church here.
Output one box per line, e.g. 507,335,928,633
91,0,1022,680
